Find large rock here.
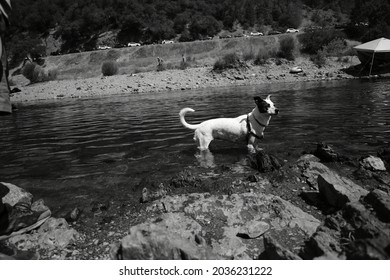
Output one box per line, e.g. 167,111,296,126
313,143,347,162
7,217,79,251
360,155,386,171
110,213,219,260
301,161,331,190
115,192,320,259
0,182,33,206
318,171,369,209
364,189,390,222
251,150,283,173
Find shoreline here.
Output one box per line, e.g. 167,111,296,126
10,56,361,104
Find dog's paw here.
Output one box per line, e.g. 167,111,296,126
247,145,256,154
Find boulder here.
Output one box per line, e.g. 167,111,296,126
318,171,369,209
133,192,320,259
7,217,79,251
259,234,302,260
313,143,347,162
301,161,331,190
364,189,390,222
0,182,33,206
251,150,283,173
360,155,386,171
110,213,219,260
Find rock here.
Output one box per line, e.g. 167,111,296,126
110,213,219,260
318,170,369,209
258,234,302,260
313,143,347,162
296,154,320,167
65,207,81,222
144,192,320,259
301,161,331,190
301,226,344,259
251,150,283,173
364,189,390,222
0,182,33,207
237,221,270,239
346,236,390,259
360,155,386,171
7,217,79,251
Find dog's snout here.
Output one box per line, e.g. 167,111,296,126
275,109,279,115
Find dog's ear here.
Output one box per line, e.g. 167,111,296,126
254,96,262,104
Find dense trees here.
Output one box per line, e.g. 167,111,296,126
4,0,390,66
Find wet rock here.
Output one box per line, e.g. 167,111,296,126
313,143,347,162
0,182,33,207
364,189,390,222
110,213,219,260
251,150,283,173
296,154,320,167
65,207,81,222
360,155,386,171
259,234,301,260
318,170,369,209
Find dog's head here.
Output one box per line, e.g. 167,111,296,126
254,95,279,115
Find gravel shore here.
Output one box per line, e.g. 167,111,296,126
10,56,360,103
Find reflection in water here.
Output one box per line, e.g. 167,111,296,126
0,79,389,211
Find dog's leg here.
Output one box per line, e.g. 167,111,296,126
199,135,213,151
247,136,257,154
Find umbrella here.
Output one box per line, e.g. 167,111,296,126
354,37,390,76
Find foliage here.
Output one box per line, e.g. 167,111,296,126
322,38,347,57
278,36,296,60
22,62,58,83
101,61,119,76
298,29,345,55
311,49,327,67
213,53,245,72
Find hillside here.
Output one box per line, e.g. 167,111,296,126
28,35,285,81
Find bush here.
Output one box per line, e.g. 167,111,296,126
213,53,244,72
254,48,272,65
101,61,119,76
279,36,296,60
311,50,327,67
322,38,346,57
22,62,58,83
298,29,345,55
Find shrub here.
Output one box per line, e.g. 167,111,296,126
254,48,271,65
279,36,295,60
322,38,346,57
213,53,244,72
311,50,327,67
101,61,119,76
22,62,57,83
298,29,345,55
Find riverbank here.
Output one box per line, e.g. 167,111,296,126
10,56,360,103
1,144,390,260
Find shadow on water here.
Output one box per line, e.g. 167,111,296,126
0,79,389,212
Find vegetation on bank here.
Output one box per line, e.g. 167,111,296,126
5,0,390,69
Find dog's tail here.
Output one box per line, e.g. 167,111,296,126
179,108,200,130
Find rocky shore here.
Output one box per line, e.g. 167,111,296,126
1,143,389,260
10,56,361,103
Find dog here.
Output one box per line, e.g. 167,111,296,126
179,95,278,153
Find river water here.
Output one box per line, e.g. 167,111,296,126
1,79,389,213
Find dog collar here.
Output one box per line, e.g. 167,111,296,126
246,115,265,140
251,114,267,128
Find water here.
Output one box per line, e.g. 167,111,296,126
1,79,389,213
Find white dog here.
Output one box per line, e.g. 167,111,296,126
179,95,278,153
